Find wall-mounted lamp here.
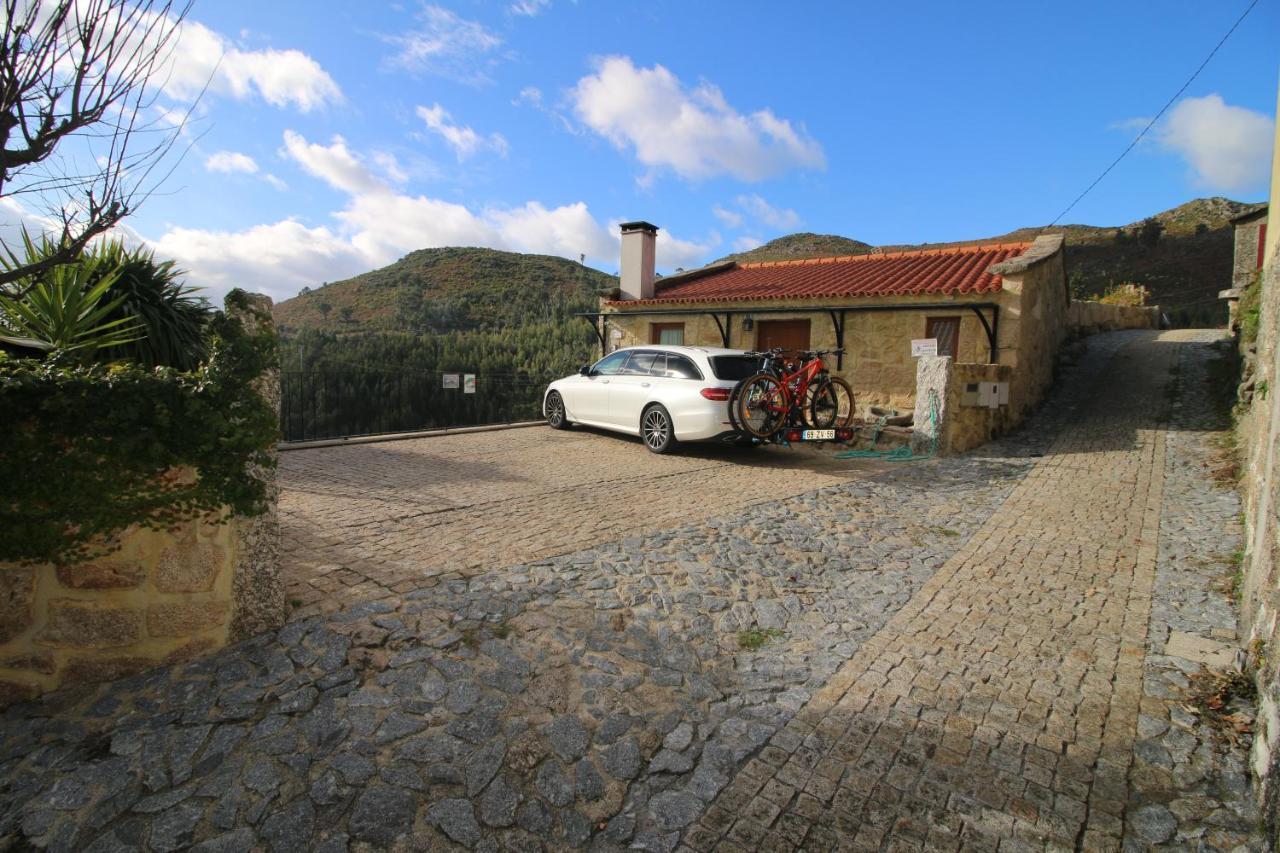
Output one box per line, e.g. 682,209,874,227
742,316,754,332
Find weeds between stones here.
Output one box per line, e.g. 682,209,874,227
1184,666,1258,747
738,628,784,651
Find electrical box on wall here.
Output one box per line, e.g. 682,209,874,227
962,381,1009,408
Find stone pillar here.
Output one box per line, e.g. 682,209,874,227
912,355,952,455
224,291,285,642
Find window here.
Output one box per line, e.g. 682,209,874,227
663,354,703,379
623,352,658,375
710,355,764,380
926,317,961,359
650,322,685,345
592,351,630,375
647,354,667,376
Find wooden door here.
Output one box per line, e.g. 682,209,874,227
756,319,810,353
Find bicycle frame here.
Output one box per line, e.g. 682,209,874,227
758,351,829,424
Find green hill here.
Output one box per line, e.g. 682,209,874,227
273,247,617,333
715,233,874,265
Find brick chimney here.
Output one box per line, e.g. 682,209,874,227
619,221,658,300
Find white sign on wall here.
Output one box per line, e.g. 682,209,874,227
911,338,939,358
610,329,623,339
442,373,460,389
463,374,476,394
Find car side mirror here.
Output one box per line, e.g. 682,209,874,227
579,365,592,376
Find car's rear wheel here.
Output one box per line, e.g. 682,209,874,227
545,391,571,429
641,404,677,454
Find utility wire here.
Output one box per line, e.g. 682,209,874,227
1044,0,1261,229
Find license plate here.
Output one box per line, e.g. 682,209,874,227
802,429,835,440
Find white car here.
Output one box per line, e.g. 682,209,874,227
542,346,762,453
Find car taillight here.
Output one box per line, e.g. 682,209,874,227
700,387,732,401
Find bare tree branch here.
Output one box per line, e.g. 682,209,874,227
0,0,194,291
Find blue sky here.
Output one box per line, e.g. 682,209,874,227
7,1,1279,302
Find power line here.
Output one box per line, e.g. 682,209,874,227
1045,0,1261,229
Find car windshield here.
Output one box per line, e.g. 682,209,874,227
709,355,764,381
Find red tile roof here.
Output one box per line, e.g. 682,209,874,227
609,242,1033,306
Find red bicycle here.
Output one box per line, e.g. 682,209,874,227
732,348,855,439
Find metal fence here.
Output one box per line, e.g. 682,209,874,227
279,370,553,442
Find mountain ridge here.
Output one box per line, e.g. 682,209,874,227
275,197,1257,332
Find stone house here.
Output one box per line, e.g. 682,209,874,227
594,222,1075,425
1222,204,1268,332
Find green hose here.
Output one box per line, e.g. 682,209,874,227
835,389,940,462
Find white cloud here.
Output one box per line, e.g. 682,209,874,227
571,56,825,182
736,194,801,230
712,205,743,228
416,104,509,160
1153,95,1274,191
510,0,551,16
140,132,721,301
204,151,258,174
138,132,701,301
513,86,543,107
281,131,387,195
161,19,341,112
151,220,368,304
385,5,503,84
263,174,288,191
733,235,764,253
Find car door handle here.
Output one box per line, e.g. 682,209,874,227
641,382,650,388
601,379,609,384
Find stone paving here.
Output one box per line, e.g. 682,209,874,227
0,330,1263,852
278,424,884,611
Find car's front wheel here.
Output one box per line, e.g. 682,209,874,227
641,404,677,454
545,391,571,430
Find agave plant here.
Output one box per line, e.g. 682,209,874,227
81,240,212,370
0,260,145,358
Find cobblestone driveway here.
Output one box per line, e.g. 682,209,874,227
0,330,1262,852
279,424,884,611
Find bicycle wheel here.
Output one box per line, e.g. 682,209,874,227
808,375,856,428
734,373,789,438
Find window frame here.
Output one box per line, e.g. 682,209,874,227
662,353,704,380
591,350,631,375
650,322,686,345
925,316,962,360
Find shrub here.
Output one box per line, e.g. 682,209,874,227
84,240,213,370
0,248,144,358
0,306,278,565
1098,282,1151,307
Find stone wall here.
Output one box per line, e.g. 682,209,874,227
0,292,282,707
987,235,1071,423
1235,238,1280,834
1234,217,1268,290
911,357,1015,456
0,515,241,705
1067,301,1161,336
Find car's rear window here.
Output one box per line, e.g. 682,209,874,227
710,355,763,381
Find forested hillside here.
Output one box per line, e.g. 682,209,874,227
275,248,616,440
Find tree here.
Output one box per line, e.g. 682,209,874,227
0,0,192,291
1137,217,1164,248
316,302,332,319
